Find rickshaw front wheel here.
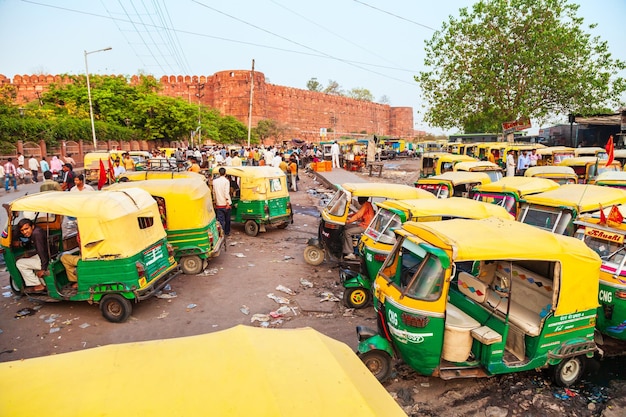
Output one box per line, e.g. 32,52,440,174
552,356,585,387
244,220,260,237
304,245,325,266
9,276,22,295
100,294,132,323
181,255,204,275
343,287,371,309
360,350,392,382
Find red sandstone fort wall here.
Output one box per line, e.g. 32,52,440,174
2,70,414,143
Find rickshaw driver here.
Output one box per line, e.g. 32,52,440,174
343,197,374,260
14,218,49,292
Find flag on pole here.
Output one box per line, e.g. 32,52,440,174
605,135,615,166
608,205,624,228
97,159,107,190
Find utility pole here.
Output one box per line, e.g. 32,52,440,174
247,59,255,148
195,83,205,148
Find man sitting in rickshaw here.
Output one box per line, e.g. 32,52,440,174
343,197,374,260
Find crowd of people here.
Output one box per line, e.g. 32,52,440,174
0,152,79,193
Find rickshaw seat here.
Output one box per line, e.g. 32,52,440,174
471,325,502,345
458,272,488,303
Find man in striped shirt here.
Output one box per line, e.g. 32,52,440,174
4,157,18,192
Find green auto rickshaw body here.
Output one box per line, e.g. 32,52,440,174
2,188,180,321
358,218,600,383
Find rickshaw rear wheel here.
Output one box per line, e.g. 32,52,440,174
244,220,260,237
9,276,22,295
552,356,585,387
360,350,392,382
100,294,132,323
181,255,203,275
304,245,325,266
343,287,371,309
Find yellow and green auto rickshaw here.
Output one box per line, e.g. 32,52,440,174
518,184,626,236
535,146,575,166
420,153,477,177
574,147,608,160
83,151,114,185
472,176,560,218
2,189,180,322
559,157,621,184
452,161,503,182
209,166,293,237
590,171,626,189
341,198,512,308
575,205,626,346
118,170,206,182
304,182,435,266
109,178,223,275
524,165,578,185
415,171,491,199
357,218,601,386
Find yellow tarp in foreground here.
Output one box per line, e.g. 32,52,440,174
0,325,407,417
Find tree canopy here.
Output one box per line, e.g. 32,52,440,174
416,0,626,133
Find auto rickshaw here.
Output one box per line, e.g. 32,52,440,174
109,178,223,275
472,176,560,218
575,205,626,345
209,166,292,237
524,165,578,185
452,161,503,182
415,171,491,199
118,170,206,182
341,198,512,308
109,150,151,170
83,151,115,185
590,171,626,189
574,147,608,160
303,182,434,266
420,153,477,177
518,184,626,235
559,156,621,183
357,218,601,386
535,146,575,166
2,189,181,322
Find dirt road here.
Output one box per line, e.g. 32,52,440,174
0,161,624,416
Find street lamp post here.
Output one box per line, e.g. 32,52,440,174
85,47,112,151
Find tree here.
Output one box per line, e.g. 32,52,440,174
323,80,343,96
416,0,626,132
306,77,323,92
346,88,374,102
254,119,281,144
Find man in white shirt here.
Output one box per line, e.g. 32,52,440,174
213,167,232,236
506,150,516,177
28,155,40,183
331,141,340,168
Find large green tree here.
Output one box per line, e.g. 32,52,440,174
417,0,626,133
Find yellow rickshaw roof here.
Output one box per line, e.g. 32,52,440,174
559,157,619,167
0,325,406,417
417,171,491,185
453,161,502,171
574,147,606,156
435,154,477,162
536,147,575,156
524,166,577,177
398,217,600,314
473,176,560,196
339,182,435,199
377,197,512,220
120,171,206,181
593,171,626,183
522,184,626,212
109,178,211,200
214,166,286,179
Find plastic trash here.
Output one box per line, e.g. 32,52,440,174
79,323,90,329
251,313,270,323
15,308,36,318
156,292,177,299
270,306,292,318
163,284,172,291
267,293,290,304
276,284,295,295
240,305,250,315
157,312,169,319
2,291,12,298
49,327,60,334
320,291,340,302
300,278,314,288
233,252,247,258
186,303,197,309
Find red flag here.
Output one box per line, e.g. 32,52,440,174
608,205,624,227
97,159,107,190
599,204,607,225
605,135,614,166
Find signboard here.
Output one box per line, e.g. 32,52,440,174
502,117,531,132
584,227,624,244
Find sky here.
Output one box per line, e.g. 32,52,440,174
0,0,625,136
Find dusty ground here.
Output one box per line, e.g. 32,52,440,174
1,158,624,416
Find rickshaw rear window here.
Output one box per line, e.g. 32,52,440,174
521,206,572,234
269,178,283,192
326,190,348,217
474,193,516,215
138,217,155,229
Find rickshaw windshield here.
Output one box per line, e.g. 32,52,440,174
593,165,620,177
441,162,454,173
521,205,573,235
399,242,444,301
364,209,401,244
325,189,349,217
576,229,626,267
554,153,575,164
416,184,449,198
473,193,516,215
484,171,502,182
